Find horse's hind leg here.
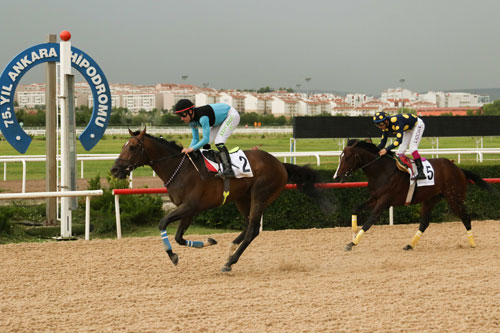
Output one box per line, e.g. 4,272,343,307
227,199,252,259
175,216,217,248
222,202,265,272
404,195,442,250
447,197,475,248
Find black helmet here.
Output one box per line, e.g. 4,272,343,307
174,99,194,115
373,111,388,123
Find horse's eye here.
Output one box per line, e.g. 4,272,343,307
129,145,136,151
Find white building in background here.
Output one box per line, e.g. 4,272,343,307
15,82,492,115
271,96,301,116
345,93,372,107
195,91,218,106
218,91,246,112
244,94,258,113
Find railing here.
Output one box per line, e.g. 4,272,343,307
0,190,103,240
111,179,500,240
2,148,500,191
22,126,294,136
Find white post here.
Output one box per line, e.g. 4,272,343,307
85,196,90,240
21,160,26,193
389,206,394,226
114,194,122,239
59,31,72,238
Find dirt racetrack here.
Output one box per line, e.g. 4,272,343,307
1,220,500,332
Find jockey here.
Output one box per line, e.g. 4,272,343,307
373,111,426,180
174,99,240,178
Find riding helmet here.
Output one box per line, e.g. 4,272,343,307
373,111,389,123
174,99,194,114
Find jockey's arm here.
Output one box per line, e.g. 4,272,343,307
377,130,389,150
190,116,211,151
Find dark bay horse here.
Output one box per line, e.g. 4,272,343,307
334,139,493,251
111,128,332,272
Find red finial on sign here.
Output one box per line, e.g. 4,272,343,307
60,30,71,41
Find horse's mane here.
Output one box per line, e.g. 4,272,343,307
347,139,395,157
132,131,183,152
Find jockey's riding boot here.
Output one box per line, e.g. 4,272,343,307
412,158,426,180
216,143,235,178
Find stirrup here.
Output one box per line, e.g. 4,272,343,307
216,169,235,178
411,172,426,180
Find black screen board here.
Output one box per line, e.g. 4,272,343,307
293,116,500,138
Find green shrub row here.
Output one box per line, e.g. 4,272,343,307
194,164,500,230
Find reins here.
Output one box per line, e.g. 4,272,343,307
116,135,198,188
358,155,382,170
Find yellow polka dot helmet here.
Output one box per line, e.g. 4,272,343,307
373,111,389,123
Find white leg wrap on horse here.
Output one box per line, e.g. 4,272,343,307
352,229,364,245
467,230,476,248
351,215,358,240
410,230,423,248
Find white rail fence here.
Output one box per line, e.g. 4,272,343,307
2,148,500,192
0,190,103,240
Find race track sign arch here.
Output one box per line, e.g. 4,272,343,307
0,42,112,153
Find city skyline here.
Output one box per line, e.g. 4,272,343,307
1,1,500,95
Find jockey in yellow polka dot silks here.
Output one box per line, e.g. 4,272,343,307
372,111,426,180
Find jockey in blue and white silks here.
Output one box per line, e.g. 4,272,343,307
174,99,240,178
373,111,426,180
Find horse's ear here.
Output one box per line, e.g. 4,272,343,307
138,127,146,140
128,127,134,136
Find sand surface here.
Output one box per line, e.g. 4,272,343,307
1,220,500,332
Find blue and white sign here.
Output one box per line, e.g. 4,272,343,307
0,42,111,153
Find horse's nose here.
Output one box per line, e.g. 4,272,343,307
110,166,119,177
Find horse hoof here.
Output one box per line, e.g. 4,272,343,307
344,242,354,251
403,245,413,251
168,252,179,266
221,265,232,272
207,238,217,246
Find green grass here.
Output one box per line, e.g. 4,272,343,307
1,133,500,180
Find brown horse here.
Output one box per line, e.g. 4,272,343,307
334,139,493,251
110,128,333,272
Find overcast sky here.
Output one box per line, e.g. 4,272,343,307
1,0,499,95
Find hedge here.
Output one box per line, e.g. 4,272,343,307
194,164,500,230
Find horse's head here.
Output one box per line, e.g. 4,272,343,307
333,140,360,183
110,128,151,179
333,139,379,182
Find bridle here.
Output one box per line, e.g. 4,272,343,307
340,150,382,177
114,136,183,174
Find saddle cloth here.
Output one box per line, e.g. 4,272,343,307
396,157,435,205
200,149,254,178
396,157,435,187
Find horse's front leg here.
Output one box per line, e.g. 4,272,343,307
174,216,217,249
158,204,194,266
345,198,389,251
350,197,376,241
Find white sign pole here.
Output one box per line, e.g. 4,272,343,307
59,30,72,238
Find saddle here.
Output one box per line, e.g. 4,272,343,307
395,155,435,204
396,155,412,174
200,148,254,178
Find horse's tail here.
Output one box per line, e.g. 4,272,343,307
461,168,495,193
283,163,335,215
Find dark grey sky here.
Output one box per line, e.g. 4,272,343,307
1,0,499,95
